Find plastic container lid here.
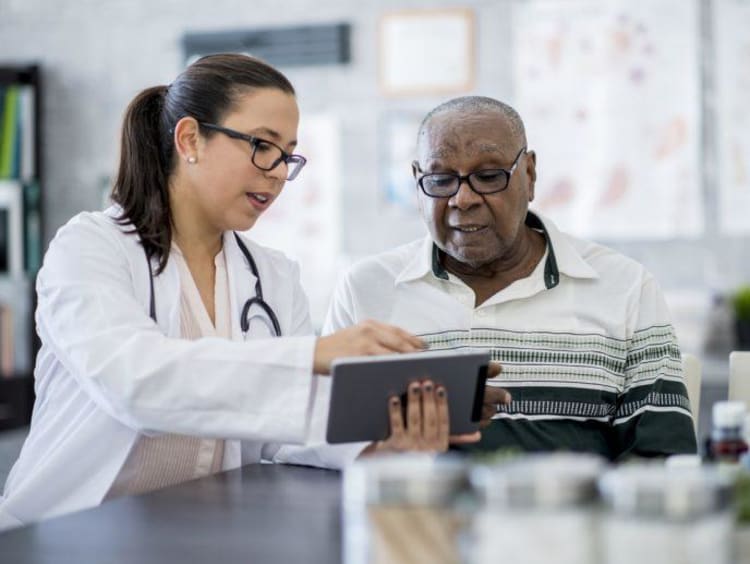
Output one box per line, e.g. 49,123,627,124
599,464,731,520
470,453,606,509
343,453,469,507
713,401,746,428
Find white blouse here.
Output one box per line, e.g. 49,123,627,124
106,245,231,499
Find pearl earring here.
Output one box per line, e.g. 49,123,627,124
187,156,197,164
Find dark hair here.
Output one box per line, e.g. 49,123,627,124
111,53,295,274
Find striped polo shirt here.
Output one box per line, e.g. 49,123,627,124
323,211,697,460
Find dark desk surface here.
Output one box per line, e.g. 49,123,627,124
0,464,343,564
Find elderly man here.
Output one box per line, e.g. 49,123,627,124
323,96,696,460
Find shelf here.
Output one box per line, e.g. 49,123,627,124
0,63,43,430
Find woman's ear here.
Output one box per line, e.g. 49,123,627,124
173,117,201,164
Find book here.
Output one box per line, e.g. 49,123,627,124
18,86,35,180
0,86,19,179
0,180,24,277
23,180,41,274
0,302,14,377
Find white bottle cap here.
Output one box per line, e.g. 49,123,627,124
712,401,746,428
665,454,702,468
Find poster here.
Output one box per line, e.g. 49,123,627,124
248,114,341,331
512,0,703,239
715,0,750,235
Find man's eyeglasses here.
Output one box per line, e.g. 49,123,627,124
414,146,527,198
199,122,307,181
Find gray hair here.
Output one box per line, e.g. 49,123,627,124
417,96,527,146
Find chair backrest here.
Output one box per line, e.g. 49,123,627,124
682,353,701,433
728,351,750,410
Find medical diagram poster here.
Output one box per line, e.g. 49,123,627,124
512,0,703,239
249,114,342,331
715,0,750,236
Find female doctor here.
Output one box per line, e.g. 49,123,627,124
0,54,470,530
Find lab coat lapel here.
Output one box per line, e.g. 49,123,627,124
223,232,258,342
221,232,258,470
148,251,181,338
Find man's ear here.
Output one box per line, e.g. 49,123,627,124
173,116,202,164
525,150,537,202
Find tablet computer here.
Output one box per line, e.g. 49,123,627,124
326,350,490,444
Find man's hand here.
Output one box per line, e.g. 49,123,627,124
480,362,511,428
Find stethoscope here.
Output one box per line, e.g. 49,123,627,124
145,232,282,337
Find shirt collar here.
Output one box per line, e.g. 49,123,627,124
395,210,598,287
533,210,599,282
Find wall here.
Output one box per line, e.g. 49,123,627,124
1,0,748,351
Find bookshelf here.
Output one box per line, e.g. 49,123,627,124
0,64,43,431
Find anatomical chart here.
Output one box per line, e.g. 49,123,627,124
512,0,703,239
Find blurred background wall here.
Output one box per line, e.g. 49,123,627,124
1,0,749,359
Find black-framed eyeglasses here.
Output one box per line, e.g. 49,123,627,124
199,122,307,181
414,146,527,198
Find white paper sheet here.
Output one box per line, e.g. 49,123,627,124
715,0,750,235
248,114,341,331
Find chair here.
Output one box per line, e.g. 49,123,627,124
682,353,701,433
728,351,750,410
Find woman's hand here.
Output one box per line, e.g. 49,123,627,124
313,320,424,374
360,380,480,456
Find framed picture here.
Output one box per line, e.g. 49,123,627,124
0,180,24,278
379,8,475,96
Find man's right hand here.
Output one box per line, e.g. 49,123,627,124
313,320,425,374
480,362,511,428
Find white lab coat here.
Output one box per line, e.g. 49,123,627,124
0,207,329,529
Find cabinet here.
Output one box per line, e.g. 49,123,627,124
0,64,43,431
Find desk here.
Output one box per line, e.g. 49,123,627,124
2,462,749,563
0,464,342,563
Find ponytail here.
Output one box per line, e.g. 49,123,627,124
111,85,172,274
110,54,295,275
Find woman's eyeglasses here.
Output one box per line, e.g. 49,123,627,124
199,122,307,181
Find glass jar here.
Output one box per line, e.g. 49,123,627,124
342,453,469,564
467,453,605,564
708,401,749,463
599,464,733,564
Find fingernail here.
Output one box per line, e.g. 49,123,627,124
411,384,421,395
437,388,445,398
391,397,400,407
423,382,433,392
